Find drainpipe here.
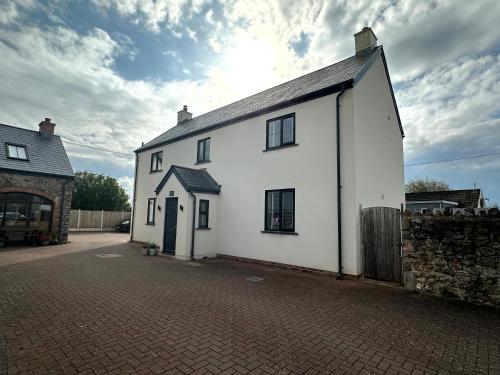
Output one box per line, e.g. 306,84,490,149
130,153,139,242
336,86,346,280
189,191,196,260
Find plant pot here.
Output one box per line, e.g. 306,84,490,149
141,247,149,256
40,240,50,246
148,247,157,256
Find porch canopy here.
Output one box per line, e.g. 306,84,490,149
155,165,221,195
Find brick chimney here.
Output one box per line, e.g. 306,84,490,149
39,118,56,137
354,27,377,56
177,105,192,124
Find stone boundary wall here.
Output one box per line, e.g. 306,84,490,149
402,208,500,307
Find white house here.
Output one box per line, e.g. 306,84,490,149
131,27,405,278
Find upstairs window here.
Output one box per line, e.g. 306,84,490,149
197,138,210,163
265,189,295,232
6,144,28,160
146,198,156,224
150,151,162,172
266,114,295,149
198,199,209,228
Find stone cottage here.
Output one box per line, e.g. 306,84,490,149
0,118,74,243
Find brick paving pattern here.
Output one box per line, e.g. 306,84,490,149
0,233,499,374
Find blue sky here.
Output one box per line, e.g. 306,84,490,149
0,0,499,204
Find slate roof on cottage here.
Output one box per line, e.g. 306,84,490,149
156,165,221,194
405,190,483,208
137,46,400,152
0,123,74,178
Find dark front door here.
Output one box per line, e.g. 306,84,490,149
163,198,178,254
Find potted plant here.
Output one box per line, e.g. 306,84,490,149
142,242,159,255
141,243,150,256
39,233,50,246
148,242,159,256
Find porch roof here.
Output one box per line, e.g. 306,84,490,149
155,165,221,195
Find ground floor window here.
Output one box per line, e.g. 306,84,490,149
147,198,156,224
265,189,295,232
198,199,209,228
0,193,53,239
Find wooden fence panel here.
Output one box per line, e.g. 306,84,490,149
361,207,402,283
69,210,131,231
69,210,79,228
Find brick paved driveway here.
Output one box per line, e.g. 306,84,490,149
0,233,498,374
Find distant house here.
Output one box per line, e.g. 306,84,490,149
405,189,485,211
131,27,405,277
0,119,74,243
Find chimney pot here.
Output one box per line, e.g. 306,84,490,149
354,27,377,56
177,105,192,124
39,117,56,137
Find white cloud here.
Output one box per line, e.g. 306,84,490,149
0,0,35,25
90,0,198,32
1,0,500,199
398,53,500,160
186,27,197,41
117,175,134,201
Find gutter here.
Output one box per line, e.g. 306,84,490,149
336,85,347,280
189,191,196,260
135,81,353,153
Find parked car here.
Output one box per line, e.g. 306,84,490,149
115,220,130,233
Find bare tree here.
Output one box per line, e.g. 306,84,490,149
406,177,450,193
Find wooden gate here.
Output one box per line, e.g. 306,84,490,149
361,207,402,283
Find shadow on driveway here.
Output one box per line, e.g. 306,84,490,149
0,239,499,374
0,232,130,267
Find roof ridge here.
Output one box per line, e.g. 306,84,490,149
0,123,39,134
407,189,480,194
137,46,383,153
171,164,204,172
0,122,62,138
182,53,362,125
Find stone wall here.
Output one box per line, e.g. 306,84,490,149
0,171,73,242
402,209,500,307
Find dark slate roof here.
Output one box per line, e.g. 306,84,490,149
137,46,393,152
0,123,74,178
156,165,221,195
405,190,482,208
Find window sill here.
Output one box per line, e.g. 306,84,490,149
261,230,298,235
195,160,211,165
263,143,298,152
6,156,29,161
149,170,163,174
196,227,211,230
145,222,155,226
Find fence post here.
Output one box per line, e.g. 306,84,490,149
77,209,81,230
122,211,124,221
100,210,104,231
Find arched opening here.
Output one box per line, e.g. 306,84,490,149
0,192,54,242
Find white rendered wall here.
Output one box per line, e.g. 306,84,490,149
192,192,219,259
132,93,351,273
352,55,405,274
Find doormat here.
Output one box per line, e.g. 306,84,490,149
246,276,264,282
95,253,123,258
